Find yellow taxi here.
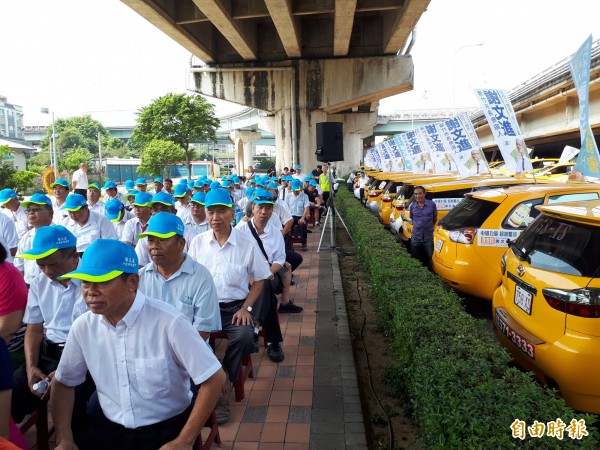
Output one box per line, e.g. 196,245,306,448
432,183,600,300
531,163,575,181
493,199,600,413
365,172,412,215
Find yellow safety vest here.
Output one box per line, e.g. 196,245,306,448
319,173,331,192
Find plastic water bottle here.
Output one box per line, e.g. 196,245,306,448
33,380,49,394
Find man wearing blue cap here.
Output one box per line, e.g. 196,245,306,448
0,188,28,239
188,188,271,424
135,177,148,193
174,184,192,224
186,192,209,241
121,192,153,247
138,212,220,341
50,239,225,450
102,180,125,205
71,163,89,197
153,177,164,194
285,180,311,251
163,178,174,195
12,226,93,432
105,198,134,240
14,194,54,285
265,183,293,236
50,178,71,225
347,169,356,191
292,164,303,181
62,194,118,254
87,182,105,216
0,210,18,265
125,179,135,191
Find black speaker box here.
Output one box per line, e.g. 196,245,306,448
315,122,344,162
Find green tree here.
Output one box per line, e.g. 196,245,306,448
255,157,276,171
61,147,93,173
41,115,108,155
132,93,219,177
138,139,185,178
27,150,51,174
0,146,39,194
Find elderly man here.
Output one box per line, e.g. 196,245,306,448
138,212,220,341
86,182,105,216
188,188,271,424
409,185,438,267
50,239,225,450
121,192,153,247
0,188,28,239
102,180,125,205
71,163,89,196
186,191,209,242
135,177,148,193
265,182,293,236
62,194,118,254
174,184,192,224
51,178,71,225
12,226,93,433
14,194,54,285
285,179,310,252
105,198,134,240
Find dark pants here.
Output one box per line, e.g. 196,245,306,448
411,237,434,267
285,251,303,272
12,342,95,435
292,216,307,245
76,403,193,450
74,188,87,197
252,281,283,346
219,302,257,384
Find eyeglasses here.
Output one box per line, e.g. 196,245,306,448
25,207,48,215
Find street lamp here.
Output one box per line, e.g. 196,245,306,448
40,107,58,177
452,42,484,116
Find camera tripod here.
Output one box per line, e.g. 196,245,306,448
317,164,353,252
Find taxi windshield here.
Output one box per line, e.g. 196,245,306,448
438,197,498,230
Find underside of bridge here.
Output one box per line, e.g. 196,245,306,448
122,0,430,173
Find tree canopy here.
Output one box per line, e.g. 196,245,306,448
132,93,220,177
41,115,108,155
138,139,185,178
0,145,38,194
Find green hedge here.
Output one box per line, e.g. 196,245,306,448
336,189,599,449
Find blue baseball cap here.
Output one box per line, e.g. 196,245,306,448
105,199,125,222
103,180,117,190
209,181,221,190
153,177,164,184
150,191,174,207
193,179,204,188
221,180,232,188
174,184,188,197
87,182,101,190
246,187,256,199
255,177,266,187
127,189,139,198
309,180,318,187
187,180,195,190
202,179,211,186
304,175,312,182
59,239,138,282
17,225,77,260
292,179,303,191
125,180,135,190
191,191,206,205
178,179,188,185
51,178,70,190
266,182,278,190
132,192,153,207
295,164,301,169
232,177,240,184
136,177,147,186
0,189,17,204
252,189,275,205
205,188,233,208
22,193,53,209
61,194,87,211
138,211,184,240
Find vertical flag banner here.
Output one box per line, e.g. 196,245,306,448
398,131,425,173
371,146,382,170
382,138,406,171
569,35,600,178
439,113,490,178
475,89,533,173
375,143,390,171
392,134,413,171
364,148,377,169
421,123,453,173
379,140,395,172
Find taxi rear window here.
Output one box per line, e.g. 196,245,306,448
438,198,499,230
514,215,600,277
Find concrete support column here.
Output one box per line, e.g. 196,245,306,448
230,130,260,175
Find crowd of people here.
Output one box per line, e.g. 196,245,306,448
0,163,337,449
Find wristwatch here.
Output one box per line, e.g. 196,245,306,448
242,305,253,312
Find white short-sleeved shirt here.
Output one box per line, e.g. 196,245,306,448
268,199,292,230
52,197,71,226
175,202,192,224
134,226,194,267
1,205,28,239
63,211,119,253
236,219,285,267
138,254,221,332
54,292,222,429
0,213,18,264
71,169,88,189
111,210,135,240
187,227,271,303
103,192,125,205
120,217,149,247
89,201,105,217
285,192,310,217
184,218,210,243
14,228,42,284
23,273,88,343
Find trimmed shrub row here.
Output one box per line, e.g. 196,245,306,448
336,189,599,449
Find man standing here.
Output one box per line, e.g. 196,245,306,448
409,186,437,267
105,199,134,240
61,194,118,254
285,180,310,251
188,188,271,424
86,183,105,216
292,164,303,181
12,226,93,432
71,163,89,197
50,239,225,450
0,188,28,239
51,178,71,225
138,212,221,341
319,164,332,207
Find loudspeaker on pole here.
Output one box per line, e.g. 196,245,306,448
315,122,344,162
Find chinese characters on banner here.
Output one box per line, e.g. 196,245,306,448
439,113,490,178
384,138,410,171
475,89,534,173
364,148,378,169
376,140,394,172
397,130,431,174
569,35,600,178
421,123,455,173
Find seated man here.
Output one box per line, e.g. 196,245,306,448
285,179,311,252
51,240,226,450
188,188,270,424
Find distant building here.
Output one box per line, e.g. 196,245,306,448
0,95,24,140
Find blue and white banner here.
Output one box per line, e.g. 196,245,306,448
569,35,600,179
475,89,533,173
397,130,428,173
438,113,489,178
375,142,392,171
421,123,453,173
364,148,378,169
392,134,413,171
383,138,410,171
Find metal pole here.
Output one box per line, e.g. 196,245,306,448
52,112,58,177
98,132,103,183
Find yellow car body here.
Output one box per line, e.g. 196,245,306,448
493,199,600,413
432,183,600,300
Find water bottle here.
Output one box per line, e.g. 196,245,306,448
33,380,49,394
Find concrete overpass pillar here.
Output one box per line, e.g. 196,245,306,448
230,130,260,176
191,55,413,175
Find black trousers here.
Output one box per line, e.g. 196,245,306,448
285,251,303,272
291,216,308,244
74,188,87,197
252,282,283,346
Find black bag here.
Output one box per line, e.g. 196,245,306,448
247,221,284,295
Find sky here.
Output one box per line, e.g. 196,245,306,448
2,0,600,127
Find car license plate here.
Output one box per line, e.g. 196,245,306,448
435,238,444,253
495,313,535,359
514,285,533,315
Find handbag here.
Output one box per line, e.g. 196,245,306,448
247,221,284,295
